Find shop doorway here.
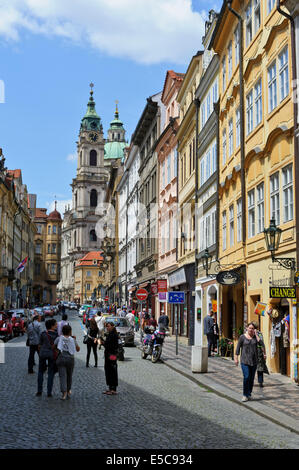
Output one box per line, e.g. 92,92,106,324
279,300,290,376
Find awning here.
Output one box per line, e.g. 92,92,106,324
138,282,150,288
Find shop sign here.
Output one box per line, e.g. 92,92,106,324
254,302,267,316
168,268,186,287
151,282,158,294
212,300,217,313
157,280,167,292
216,270,241,286
294,272,299,286
158,292,167,303
269,287,296,299
168,291,185,304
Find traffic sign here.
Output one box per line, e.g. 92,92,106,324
136,288,148,301
168,291,185,304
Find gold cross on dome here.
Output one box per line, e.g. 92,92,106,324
90,82,94,90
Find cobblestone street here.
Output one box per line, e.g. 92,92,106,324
1,311,299,449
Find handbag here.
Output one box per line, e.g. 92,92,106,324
46,332,59,361
109,354,117,361
26,338,30,347
83,335,89,345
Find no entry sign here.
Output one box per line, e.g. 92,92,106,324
136,288,148,301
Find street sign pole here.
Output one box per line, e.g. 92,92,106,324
175,307,178,356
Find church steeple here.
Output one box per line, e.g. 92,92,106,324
104,101,127,161
80,83,102,133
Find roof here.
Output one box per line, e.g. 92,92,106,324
48,209,62,220
161,70,185,103
35,208,48,219
77,251,103,267
7,169,21,179
104,141,126,160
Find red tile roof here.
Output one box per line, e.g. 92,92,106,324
77,251,103,267
35,208,48,219
161,70,185,103
7,169,22,179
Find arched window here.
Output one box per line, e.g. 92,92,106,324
90,189,97,207
90,229,97,242
90,150,97,166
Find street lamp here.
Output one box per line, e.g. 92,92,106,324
201,248,213,277
264,219,295,270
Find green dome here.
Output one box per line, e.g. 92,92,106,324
104,141,126,160
80,84,102,132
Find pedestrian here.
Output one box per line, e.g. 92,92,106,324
26,315,41,374
54,324,80,400
141,311,150,331
252,321,269,388
100,321,119,395
61,303,66,314
148,313,157,329
235,322,266,402
36,318,58,397
158,311,169,330
126,309,135,328
57,314,69,336
203,310,214,357
133,310,139,332
212,313,219,354
85,317,99,367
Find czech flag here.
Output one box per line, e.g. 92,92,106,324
17,256,28,273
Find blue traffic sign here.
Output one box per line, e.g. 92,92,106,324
168,291,185,304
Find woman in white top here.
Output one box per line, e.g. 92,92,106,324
54,324,80,400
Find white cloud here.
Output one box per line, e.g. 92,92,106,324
0,0,206,64
67,153,77,162
47,199,72,215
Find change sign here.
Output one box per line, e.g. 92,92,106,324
269,286,296,299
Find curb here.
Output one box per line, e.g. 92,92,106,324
160,357,299,436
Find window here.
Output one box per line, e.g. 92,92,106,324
205,150,211,182
229,205,234,247
222,211,227,251
89,150,97,166
222,56,226,91
248,189,255,237
228,41,232,79
162,160,165,189
279,47,289,102
52,225,57,234
268,62,277,112
207,93,211,119
212,79,218,104
35,243,42,255
270,172,280,224
201,101,206,128
36,224,42,234
212,142,217,174
35,263,41,275
229,118,233,157
86,283,91,292
200,158,205,186
282,164,293,222
236,108,240,147
52,243,57,254
47,244,50,254
237,198,242,242
193,137,196,171
50,264,56,275
174,149,178,178
254,0,261,33
234,27,240,66
48,225,51,235
90,229,97,242
268,0,275,14
86,270,91,277
246,90,253,134
90,189,97,207
257,183,264,233
254,79,262,126
246,2,253,46
222,129,227,165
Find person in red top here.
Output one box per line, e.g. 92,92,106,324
148,314,157,329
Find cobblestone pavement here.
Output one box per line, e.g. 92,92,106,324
161,336,299,422
0,312,299,449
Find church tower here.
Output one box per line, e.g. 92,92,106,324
104,102,127,162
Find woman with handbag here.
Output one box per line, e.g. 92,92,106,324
54,325,80,400
85,317,99,368
100,321,119,395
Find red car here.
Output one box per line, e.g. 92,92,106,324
0,312,13,341
42,306,54,318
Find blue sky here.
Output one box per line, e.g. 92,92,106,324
0,0,222,213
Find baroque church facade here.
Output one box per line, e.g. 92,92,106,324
58,85,127,301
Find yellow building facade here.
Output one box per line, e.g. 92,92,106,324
74,251,104,304
211,0,297,379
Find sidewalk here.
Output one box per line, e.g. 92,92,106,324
160,335,299,434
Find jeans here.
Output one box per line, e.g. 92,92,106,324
257,371,263,384
28,345,39,372
241,363,257,397
56,354,74,393
37,356,56,395
206,333,214,356
86,340,98,366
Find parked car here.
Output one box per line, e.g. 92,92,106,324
104,316,135,346
0,312,13,341
42,306,54,318
69,302,78,310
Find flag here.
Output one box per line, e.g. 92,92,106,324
17,256,28,273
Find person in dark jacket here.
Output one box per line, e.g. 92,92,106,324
203,311,214,357
101,322,119,395
36,318,58,397
85,317,99,367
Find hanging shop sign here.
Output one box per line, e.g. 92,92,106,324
157,280,167,292
269,287,296,299
151,282,158,294
216,270,241,286
158,292,167,303
254,302,267,316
